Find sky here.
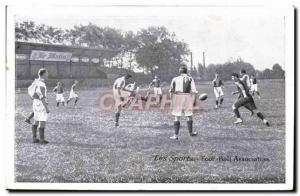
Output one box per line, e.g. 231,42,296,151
13,6,286,70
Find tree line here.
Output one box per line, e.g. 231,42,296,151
16,21,284,81
15,21,189,81
190,58,285,81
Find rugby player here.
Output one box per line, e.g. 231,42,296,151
113,74,135,127
149,75,163,99
30,68,50,144
212,72,224,109
250,74,261,98
231,72,270,126
53,81,65,107
66,80,79,106
240,69,251,88
169,65,198,140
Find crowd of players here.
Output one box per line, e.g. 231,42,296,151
24,65,269,144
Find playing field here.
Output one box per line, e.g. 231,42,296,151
15,79,285,183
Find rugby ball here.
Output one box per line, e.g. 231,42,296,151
199,93,208,101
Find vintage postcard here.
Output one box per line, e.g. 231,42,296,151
5,2,295,191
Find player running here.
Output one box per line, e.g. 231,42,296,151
66,80,79,106
212,72,224,109
240,69,251,88
169,65,198,140
28,68,50,144
250,74,261,98
231,73,270,126
113,74,135,127
53,82,65,107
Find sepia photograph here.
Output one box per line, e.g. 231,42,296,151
5,3,295,191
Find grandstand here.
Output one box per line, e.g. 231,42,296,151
15,41,129,88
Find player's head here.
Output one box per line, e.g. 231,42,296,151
38,68,48,79
125,74,132,80
179,65,188,74
215,72,219,78
240,69,246,75
74,80,78,84
154,75,158,79
57,81,61,86
231,72,240,81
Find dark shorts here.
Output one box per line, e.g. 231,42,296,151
234,96,257,111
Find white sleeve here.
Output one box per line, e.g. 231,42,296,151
169,78,176,92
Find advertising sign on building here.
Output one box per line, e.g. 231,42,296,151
30,50,72,62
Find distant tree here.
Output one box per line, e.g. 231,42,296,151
135,26,189,79
272,64,285,79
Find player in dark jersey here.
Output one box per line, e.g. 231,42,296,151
53,82,65,107
149,75,163,104
231,73,270,126
250,75,261,98
212,72,224,109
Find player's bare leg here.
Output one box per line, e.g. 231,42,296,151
187,116,197,136
32,121,39,143
38,121,48,144
25,111,34,124
170,116,180,140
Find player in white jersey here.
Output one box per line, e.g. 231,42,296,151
67,80,79,106
212,72,224,109
169,66,198,140
113,74,135,127
30,68,50,144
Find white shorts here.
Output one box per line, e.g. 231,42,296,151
153,87,162,95
171,94,195,117
251,84,258,92
214,87,224,98
32,99,48,122
113,90,132,108
56,93,65,102
69,90,78,99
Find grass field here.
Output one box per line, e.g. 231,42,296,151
15,79,285,183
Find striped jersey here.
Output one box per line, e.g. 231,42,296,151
235,79,251,98
240,74,251,88
170,74,198,94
